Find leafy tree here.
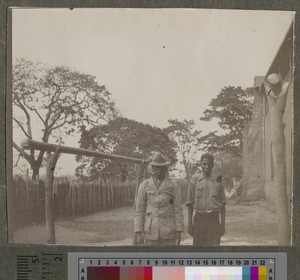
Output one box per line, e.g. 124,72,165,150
164,119,202,179
13,58,118,180
200,86,253,157
212,151,242,190
76,117,177,182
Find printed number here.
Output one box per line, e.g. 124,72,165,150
155,260,158,265
114,260,118,265
98,260,101,265
131,260,134,265
106,260,109,265
55,256,62,262
170,260,175,265
122,260,125,265
32,258,39,264
187,260,192,265
139,260,142,265
260,260,266,265
228,260,233,265
162,260,168,265
211,260,217,265
147,260,150,265
179,260,184,265
203,260,209,265
195,260,201,265
219,260,225,265
236,260,241,265
244,260,249,265
252,260,257,265
90,260,93,265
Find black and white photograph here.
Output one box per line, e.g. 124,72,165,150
7,8,294,246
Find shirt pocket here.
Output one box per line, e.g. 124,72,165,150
161,191,174,206
146,190,155,204
211,185,220,197
195,185,204,198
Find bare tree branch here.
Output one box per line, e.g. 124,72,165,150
12,117,31,139
13,154,22,167
13,141,31,162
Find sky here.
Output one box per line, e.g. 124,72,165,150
11,8,294,176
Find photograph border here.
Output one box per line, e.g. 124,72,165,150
0,0,300,279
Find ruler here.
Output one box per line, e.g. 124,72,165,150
16,253,63,280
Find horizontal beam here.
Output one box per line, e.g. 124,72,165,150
21,139,150,165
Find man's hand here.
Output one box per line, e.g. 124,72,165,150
188,222,194,237
175,232,181,246
136,232,144,246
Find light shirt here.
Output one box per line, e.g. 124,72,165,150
185,173,226,212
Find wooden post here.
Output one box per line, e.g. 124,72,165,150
86,183,89,213
123,182,126,206
45,148,60,244
103,181,106,209
25,169,30,212
62,182,66,215
98,180,101,210
93,184,96,212
89,184,93,212
67,182,71,215
73,182,77,215
121,182,124,206
108,180,112,208
263,74,291,245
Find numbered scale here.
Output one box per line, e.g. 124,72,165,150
68,252,287,280
17,253,63,280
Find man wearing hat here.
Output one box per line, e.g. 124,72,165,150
134,153,184,246
186,153,226,246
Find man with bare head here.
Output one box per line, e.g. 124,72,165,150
186,153,226,246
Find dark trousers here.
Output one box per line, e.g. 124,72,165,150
193,212,221,246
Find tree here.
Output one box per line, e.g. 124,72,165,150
164,119,202,179
200,86,253,157
13,58,118,180
212,151,242,190
263,74,290,245
76,117,177,181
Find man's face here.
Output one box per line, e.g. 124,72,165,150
201,158,214,176
152,165,167,180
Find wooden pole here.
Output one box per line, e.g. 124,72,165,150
21,139,150,164
45,148,60,244
263,74,291,245
97,180,101,210
25,169,30,212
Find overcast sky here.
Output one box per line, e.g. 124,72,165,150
11,8,294,176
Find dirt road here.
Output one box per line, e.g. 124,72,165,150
14,200,277,246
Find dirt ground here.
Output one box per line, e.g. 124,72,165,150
13,200,278,246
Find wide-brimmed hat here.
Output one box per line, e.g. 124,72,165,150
150,153,170,167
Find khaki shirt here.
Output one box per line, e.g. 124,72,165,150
134,176,184,240
185,174,226,212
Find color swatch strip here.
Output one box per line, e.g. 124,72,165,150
87,266,267,280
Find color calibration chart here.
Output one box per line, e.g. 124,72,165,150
68,252,287,280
